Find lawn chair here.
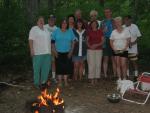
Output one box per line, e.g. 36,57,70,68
122,72,150,105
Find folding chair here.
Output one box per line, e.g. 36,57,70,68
122,72,150,105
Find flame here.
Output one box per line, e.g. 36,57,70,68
33,87,64,113
41,89,52,100
53,88,60,98
38,95,48,106
53,98,64,105
53,88,64,105
35,110,39,113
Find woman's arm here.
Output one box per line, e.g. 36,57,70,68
51,41,58,58
93,36,104,48
86,36,91,48
68,40,75,58
86,36,95,49
124,38,130,50
130,39,137,46
29,40,34,57
110,39,115,51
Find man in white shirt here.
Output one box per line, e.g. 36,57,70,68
44,15,57,35
44,15,57,82
124,15,142,77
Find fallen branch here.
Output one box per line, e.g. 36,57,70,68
0,82,25,88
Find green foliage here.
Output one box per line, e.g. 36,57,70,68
0,0,29,66
54,0,103,20
0,0,150,70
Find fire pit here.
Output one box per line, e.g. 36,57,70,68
30,88,64,113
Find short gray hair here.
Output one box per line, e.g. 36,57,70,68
90,10,98,16
114,16,122,21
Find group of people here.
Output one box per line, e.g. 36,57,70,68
28,8,141,88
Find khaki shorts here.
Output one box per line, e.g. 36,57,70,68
128,53,138,61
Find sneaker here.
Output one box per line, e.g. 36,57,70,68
117,78,121,84
134,70,138,77
52,78,57,84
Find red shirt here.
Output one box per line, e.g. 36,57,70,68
87,29,103,50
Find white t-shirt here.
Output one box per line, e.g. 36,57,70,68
123,24,141,54
44,24,57,35
29,26,51,55
110,28,130,50
76,29,85,56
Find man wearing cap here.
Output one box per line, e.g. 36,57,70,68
44,15,58,82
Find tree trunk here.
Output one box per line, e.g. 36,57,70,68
131,0,138,22
48,0,53,11
3,0,10,8
25,0,40,25
99,0,105,7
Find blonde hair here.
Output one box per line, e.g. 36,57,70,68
90,10,98,16
114,16,122,21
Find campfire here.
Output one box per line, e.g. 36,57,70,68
32,87,64,113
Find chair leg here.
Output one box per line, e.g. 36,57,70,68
143,93,150,105
122,90,150,105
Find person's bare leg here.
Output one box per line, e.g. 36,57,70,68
121,57,127,80
126,59,130,77
116,56,121,79
64,75,68,86
103,56,109,78
91,79,94,85
111,56,117,77
82,61,85,76
58,75,62,86
95,78,98,85
132,60,138,76
79,61,84,80
52,61,56,78
73,62,79,81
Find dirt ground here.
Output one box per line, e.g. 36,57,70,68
0,72,150,113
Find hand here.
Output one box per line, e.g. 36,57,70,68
54,51,58,58
68,51,72,58
122,47,127,51
90,45,97,49
130,42,137,46
103,26,108,33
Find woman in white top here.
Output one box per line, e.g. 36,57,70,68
110,17,130,80
29,16,51,88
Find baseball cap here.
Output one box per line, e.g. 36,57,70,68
49,14,56,20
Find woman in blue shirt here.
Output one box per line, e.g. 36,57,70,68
51,19,75,87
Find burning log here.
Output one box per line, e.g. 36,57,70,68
30,88,64,113
54,103,65,113
39,106,51,113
